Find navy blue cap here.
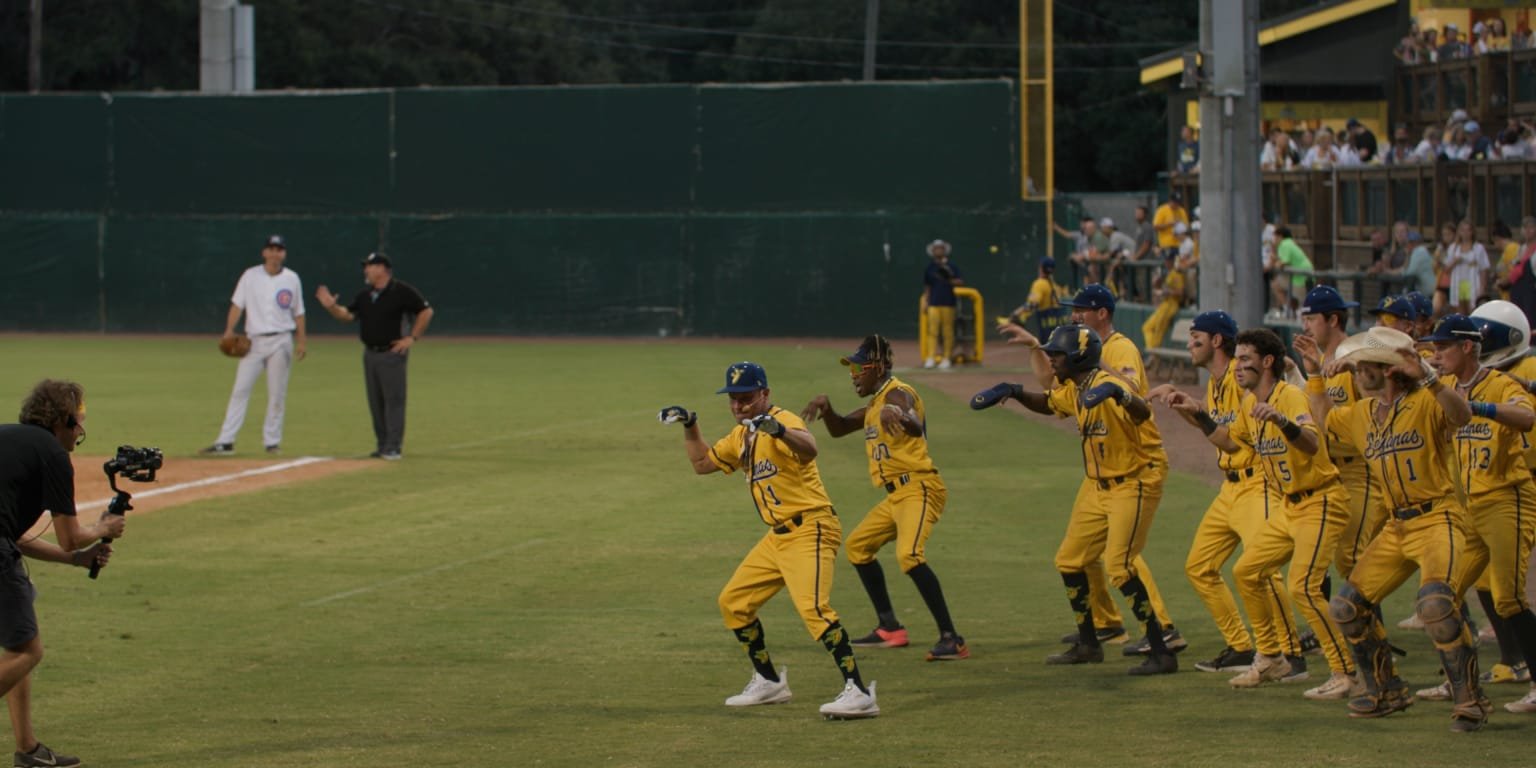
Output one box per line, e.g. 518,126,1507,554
1368,295,1416,320
1061,284,1116,311
361,251,392,268
1190,310,1238,342
839,335,892,367
265,234,286,249
1404,291,1433,319
1300,285,1359,315
1040,257,1056,272
1419,313,1483,343
717,361,769,393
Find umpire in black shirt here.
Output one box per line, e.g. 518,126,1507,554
316,252,434,460
0,379,123,768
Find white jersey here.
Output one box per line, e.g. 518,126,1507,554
232,265,304,334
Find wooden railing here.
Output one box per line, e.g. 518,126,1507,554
1395,49,1536,130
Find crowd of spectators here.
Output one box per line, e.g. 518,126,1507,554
1394,17,1535,64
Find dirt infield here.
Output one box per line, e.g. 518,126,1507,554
64,454,377,518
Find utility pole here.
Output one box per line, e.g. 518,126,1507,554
28,0,42,92
862,0,879,81
1197,0,1264,331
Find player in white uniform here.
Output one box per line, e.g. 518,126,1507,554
200,234,307,455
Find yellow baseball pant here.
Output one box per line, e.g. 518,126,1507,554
1348,502,1470,607
1461,482,1536,618
719,510,843,640
1086,462,1173,628
1184,470,1293,654
1140,298,1180,349
1333,457,1387,580
926,305,956,361
846,476,945,572
1234,485,1354,675
1056,473,1159,593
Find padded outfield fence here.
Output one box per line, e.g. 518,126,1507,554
0,81,1050,337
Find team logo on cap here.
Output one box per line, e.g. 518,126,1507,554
730,367,744,385
1077,327,1090,353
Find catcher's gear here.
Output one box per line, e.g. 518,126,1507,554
219,334,252,358
747,414,785,437
1040,324,1102,376
1081,381,1129,410
970,383,1022,410
657,405,697,428
1471,299,1530,368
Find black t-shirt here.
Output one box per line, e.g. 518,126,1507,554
0,423,76,542
346,279,430,347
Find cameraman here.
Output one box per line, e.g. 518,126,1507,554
0,380,122,768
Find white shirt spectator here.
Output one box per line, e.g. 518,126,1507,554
1446,241,1489,306
1301,143,1359,169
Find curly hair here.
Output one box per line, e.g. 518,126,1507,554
1235,329,1289,379
18,379,84,430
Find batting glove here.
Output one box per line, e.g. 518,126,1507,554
747,414,786,437
970,382,1023,410
1081,382,1131,410
658,405,697,428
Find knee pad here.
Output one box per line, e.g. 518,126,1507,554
1328,582,1373,637
1415,581,1462,645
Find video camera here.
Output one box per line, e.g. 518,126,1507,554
92,445,162,579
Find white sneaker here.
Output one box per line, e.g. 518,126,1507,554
1397,613,1424,630
937,358,952,370
923,358,937,369
1505,684,1536,713
725,667,792,707
819,679,879,719
1416,680,1451,701
1303,672,1357,700
1229,654,1287,688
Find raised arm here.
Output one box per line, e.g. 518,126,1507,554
800,395,866,437
998,324,1055,389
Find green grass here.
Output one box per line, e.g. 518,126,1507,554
0,335,1530,766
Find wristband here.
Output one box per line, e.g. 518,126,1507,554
1194,412,1218,436
1470,401,1496,419
1280,419,1303,441
684,411,697,428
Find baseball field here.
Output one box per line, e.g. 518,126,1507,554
1,334,1528,767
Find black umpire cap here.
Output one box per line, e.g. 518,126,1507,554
361,251,392,268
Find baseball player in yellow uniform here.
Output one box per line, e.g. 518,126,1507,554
999,285,1184,656
1151,312,1300,675
1313,326,1490,731
659,361,878,719
800,334,967,661
998,257,1069,331
1169,328,1354,696
972,323,1178,675
1140,251,1185,350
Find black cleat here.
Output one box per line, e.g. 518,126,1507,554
1195,646,1255,673
1059,626,1128,645
1128,652,1179,676
1124,627,1188,656
1046,642,1104,665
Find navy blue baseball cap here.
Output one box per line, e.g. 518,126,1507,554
265,234,286,249
1405,291,1433,320
1419,313,1482,343
1368,295,1417,320
1300,285,1359,315
839,335,893,367
1062,284,1117,311
717,361,769,393
1040,257,1056,272
1190,310,1238,342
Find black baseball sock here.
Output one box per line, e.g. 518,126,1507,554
820,622,867,693
907,563,957,636
1505,609,1536,672
853,560,900,628
1477,590,1523,666
1321,573,1332,601
732,619,778,682
1062,571,1098,647
1120,575,1169,654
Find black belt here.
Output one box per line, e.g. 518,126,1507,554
1285,488,1316,504
772,514,804,534
252,331,290,337
1225,467,1255,483
1096,475,1129,490
1339,456,1356,465
365,344,394,352
884,475,911,494
1392,501,1435,521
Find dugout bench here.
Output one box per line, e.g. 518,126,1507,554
1145,317,1197,384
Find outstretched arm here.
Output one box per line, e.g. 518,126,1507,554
799,395,865,437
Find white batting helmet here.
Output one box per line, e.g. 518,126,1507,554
1470,300,1530,369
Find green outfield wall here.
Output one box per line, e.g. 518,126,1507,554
0,81,1046,336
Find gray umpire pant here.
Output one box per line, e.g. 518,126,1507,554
363,348,409,454
216,332,294,447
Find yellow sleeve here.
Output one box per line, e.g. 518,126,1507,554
1028,279,1052,308
1324,402,1360,451
709,429,744,474
1047,383,1077,419
1100,336,1148,394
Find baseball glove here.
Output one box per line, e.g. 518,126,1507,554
219,335,252,358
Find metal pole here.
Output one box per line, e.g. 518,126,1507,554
1198,0,1263,332
862,0,879,81
27,0,41,92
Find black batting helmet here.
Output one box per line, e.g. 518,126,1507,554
1041,324,1102,376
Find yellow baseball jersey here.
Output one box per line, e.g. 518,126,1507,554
709,406,833,527
862,376,936,487
1047,369,1150,479
1162,270,1185,302
1322,368,1361,460
1028,277,1065,311
1208,360,1259,472
1229,381,1337,496
1325,388,1457,509
1508,355,1536,472
1101,331,1166,457
1451,370,1534,496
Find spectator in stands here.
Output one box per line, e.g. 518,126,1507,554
1507,216,1536,326
1439,23,1471,60
1268,226,1313,319
1260,128,1301,170
1515,22,1536,50
1297,128,1315,156
1396,21,1429,64
1421,27,1441,61
1491,220,1518,299
1346,119,1378,164
1497,121,1531,159
1441,122,1473,161
1465,121,1499,160
1301,128,1357,169
1181,221,1201,305
1382,124,1418,165
1432,221,1457,316
1054,216,1101,283
1141,251,1186,351
1445,218,1490,313
1176,125,1200,175
1413,124,1443,162
1102,217,1137,297
1132,205,1155,263
1477,19,1509,53
1153,192,1189,260
1369,224,1410,275
1403,230,1436,293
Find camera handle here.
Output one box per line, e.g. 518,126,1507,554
88,476,132,580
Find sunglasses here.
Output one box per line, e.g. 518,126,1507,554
847,361,879,374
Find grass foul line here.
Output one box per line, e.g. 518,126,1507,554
78,456,333,512
299,538,549,607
